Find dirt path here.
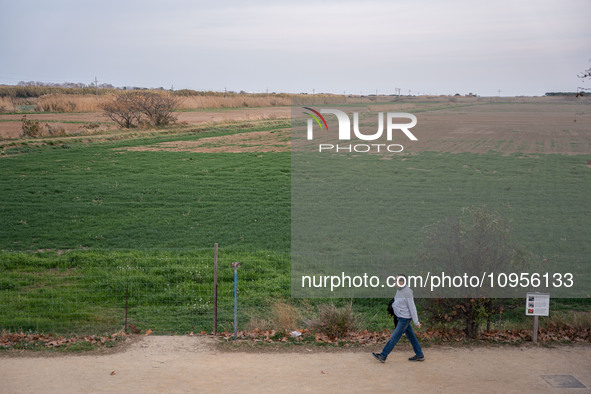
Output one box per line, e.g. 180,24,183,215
1,337,589,393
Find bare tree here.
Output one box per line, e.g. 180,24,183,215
100,91,180,128
419,205,527,338
578,59,591,95
100,92,143,128
134,91,180,126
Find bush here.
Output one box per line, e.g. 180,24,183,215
20,116,68,138
21,115,42,137
270,302,301,331
245,302,301,332
134,91,180,126
44,123,67,137
309,303,358,339
100,91,179,128
100,92,143,128
419,205,530,338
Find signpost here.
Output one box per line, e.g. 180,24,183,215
526,292,550,343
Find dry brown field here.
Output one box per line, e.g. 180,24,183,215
1,96,589,156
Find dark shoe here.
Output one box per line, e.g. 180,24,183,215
408,355,425,361
372,352,386,363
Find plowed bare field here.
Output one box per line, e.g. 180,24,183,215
119,99,591,155
2,98,590,155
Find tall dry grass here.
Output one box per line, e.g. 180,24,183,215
270,302,301,331
21,91,352,113
35,94,104,112
179,94,348,109
245,302,302,332
0,97,16,113
307,303,358,338
179,95,292,109
31,93,293,112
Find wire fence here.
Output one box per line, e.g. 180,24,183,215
0,248,292,335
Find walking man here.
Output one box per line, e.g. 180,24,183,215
372,274,424,362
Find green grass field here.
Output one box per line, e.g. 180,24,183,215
1,148,290,251
1,115,590,335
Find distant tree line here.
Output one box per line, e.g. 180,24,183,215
0,82,294,99
544,92,580,96
0,85,116,98
16,80,116,89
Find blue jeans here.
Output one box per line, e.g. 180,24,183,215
380,317,423,359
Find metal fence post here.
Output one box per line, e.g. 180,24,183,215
125,284,129,332
231,262,241,340
213,243,218,334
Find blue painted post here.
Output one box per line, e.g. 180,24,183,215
234,268,238,340
231,262,241,340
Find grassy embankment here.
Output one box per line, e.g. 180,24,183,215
1,109,590,336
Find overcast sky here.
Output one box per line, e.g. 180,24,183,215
1,0,590,96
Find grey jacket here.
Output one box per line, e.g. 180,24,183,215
392,285,420,326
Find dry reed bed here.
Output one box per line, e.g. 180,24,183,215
35,94,102,112
0,97,16,112
179,95,291,109
4,92,353,113
29,93,297,112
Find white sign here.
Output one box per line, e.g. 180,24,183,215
526,292,550,316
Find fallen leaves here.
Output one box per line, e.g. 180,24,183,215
129,324,141,335
0,331,127,350
420,323,591,344
218,328,392,345
215,323,590,345
2,323,588,352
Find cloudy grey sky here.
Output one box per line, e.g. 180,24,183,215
1,0,590,96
